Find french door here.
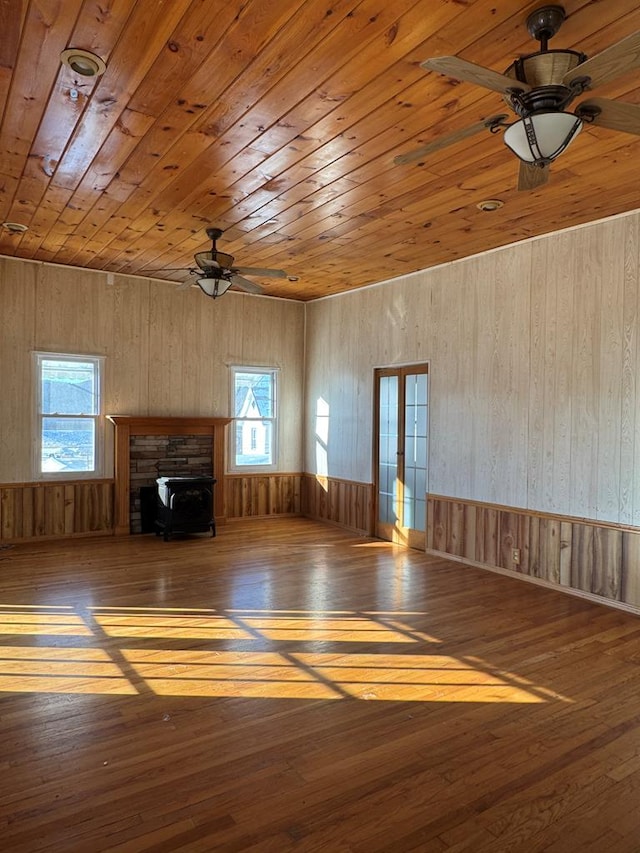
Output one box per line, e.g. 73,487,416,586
375,365,429,549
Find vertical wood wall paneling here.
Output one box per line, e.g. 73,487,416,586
570,522,594,594
0,259,36,482
537,518,561,584
592,526,622,601
527,238,547,511
570,228,600,518
552,232,575,514
624,216,640,527
596,220,625,523
426,496,638,609
558,521,572,587
477,505,500,568
301,474,373,535
148,285,186,415
0,482,114,543
490,247,531,508
226,474,301,519
622,531,640,607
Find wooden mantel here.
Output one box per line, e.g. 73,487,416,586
108,416,231,536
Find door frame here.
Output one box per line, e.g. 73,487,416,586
373,363,429,549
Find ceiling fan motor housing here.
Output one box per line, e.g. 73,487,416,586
504,50,587,115
194,250,235,271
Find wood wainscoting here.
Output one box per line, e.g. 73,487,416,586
226,473,302,519
302,474,374,535
0,480,114,543
427,494,640,610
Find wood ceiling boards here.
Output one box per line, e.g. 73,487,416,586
1,0,639,301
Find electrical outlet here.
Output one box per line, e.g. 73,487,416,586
512,548,521,565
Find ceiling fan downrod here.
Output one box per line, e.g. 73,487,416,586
526,5,566,52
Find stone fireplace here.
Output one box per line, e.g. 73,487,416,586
129,433,213,533
108,416,231,535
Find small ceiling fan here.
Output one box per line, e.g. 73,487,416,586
146,227,290,298
394,5,640,190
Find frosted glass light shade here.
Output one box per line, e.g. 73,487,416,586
504,112,582,165
197,278,233,298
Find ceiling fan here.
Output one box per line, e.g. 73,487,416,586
146,227,290,298
395,5,640,190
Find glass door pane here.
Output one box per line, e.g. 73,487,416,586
404,373,428,532
378,375,398,526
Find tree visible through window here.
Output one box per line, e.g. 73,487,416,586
231,367,278,468
35,353,103,477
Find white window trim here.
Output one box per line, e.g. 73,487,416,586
229,365,279,472
33,351,105,480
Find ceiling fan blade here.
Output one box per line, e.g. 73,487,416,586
517,162,549,191
422,56,531,94
232,266,287,278
176,280,193,291
563,30,640,89
394,115,508,166
577,97,640,135
230,274,264,294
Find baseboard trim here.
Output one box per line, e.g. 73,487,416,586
427,547,640,618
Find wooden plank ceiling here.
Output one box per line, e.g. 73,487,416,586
0,0,639,301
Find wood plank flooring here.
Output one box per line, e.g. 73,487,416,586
0,518,639,852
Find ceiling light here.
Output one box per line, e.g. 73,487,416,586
60,48,106,78
476,199,504,212
2,221,29,233
503,112,582,166
197,278,233,299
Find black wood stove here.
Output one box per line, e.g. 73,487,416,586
155,476,216,541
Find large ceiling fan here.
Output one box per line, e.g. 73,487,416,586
395,5,640,190
146,227,290,298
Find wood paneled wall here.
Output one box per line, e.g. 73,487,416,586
301,474,373,535
0,257,305,484
226,473,302,519
427,494,640,609
0,475,303,542
304,210,640,527
0,481,113,543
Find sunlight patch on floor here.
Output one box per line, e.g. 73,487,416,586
0,605,569,703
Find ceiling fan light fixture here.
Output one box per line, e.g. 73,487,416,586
60,48,106,78
197,277,233,299
503,111,582,165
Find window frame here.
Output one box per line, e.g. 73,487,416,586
229,365,279,472
33,351,105,480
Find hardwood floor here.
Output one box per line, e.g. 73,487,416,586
1,518,640,852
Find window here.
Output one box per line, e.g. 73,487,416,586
231,367,278,469
34,352,104,478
